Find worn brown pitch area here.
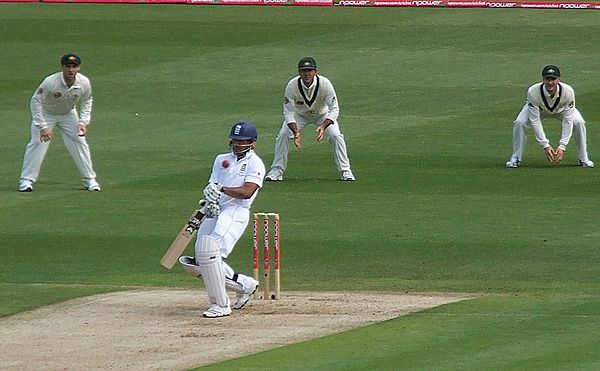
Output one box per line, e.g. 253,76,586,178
0,289,469,370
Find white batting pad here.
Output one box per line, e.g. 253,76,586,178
226,278,244,294
180,255,244,294
179,256,202,277
222,260,244,294
197,235,229,307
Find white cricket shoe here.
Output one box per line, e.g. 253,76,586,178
265,169,283,181
580,160,594,168
505,157,520,168
202,304,232,318
233,277,259,310
83,179,101,192
19,179,33,192
341,170,355,181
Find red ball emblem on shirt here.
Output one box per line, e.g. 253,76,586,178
222,160,230,168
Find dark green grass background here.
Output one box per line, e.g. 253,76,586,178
1,4,599,370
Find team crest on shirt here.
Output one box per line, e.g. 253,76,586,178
53,91,62,98
296,100,304,106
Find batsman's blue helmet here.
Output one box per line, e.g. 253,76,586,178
229,121,258,141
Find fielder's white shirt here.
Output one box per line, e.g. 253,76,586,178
30,72,93,129
208,150,265,209
525,82,576,149
283,75,339,124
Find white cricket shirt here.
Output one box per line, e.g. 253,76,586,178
283,75,339,124
30,72,93,129
525,82,576,149
208,150,265,209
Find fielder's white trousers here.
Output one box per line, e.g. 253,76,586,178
269,114,352,174
20,110,97,183
511,105,591,162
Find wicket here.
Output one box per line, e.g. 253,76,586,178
252,212,281,300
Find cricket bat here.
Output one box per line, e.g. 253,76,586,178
160,209,206,269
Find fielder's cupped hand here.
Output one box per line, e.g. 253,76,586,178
78,123,87,137
293,133,301,149
554,148,564,163
203,183,223,204
40,127,53,142
316,126,325,143
544,146,556,163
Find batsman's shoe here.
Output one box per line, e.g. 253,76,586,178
505,157,520,168
83,179,101,192
580,160,595,168
233,278,259,310
19,179,33,192
202,304,232,318
341,170,355,181
265,169,283,181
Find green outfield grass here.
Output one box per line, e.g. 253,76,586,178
1,4,600,370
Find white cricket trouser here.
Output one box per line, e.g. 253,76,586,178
196,205,253,292
270,114,352,174
511,105,591,162
20,110,97,182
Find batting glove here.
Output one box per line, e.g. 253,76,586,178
198,199,220,218
206,202,220,218
203,183,224,204
198,199,209,214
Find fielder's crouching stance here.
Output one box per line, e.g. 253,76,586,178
506,65,593,168
179,121,265,318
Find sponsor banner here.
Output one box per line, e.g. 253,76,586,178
148,0,187,3
337,0,370,5
204,0,291,4
520,1,596,8
4,0,600,9
338,0,444,5
445,0,487,6
43,0,141,2
262,0,292,4
220,0,262,4
192,0,331,4
446,1,517,7
372,0,444,6
293,0,332,4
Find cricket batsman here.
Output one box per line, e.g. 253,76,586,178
179,121,264,318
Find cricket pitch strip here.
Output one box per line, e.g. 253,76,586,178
0,290,469,370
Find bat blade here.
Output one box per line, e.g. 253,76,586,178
160,210,205,269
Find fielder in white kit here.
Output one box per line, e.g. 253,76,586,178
265,57,355,181
506,65,593,168
179,121,264,318
19,53,101,192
